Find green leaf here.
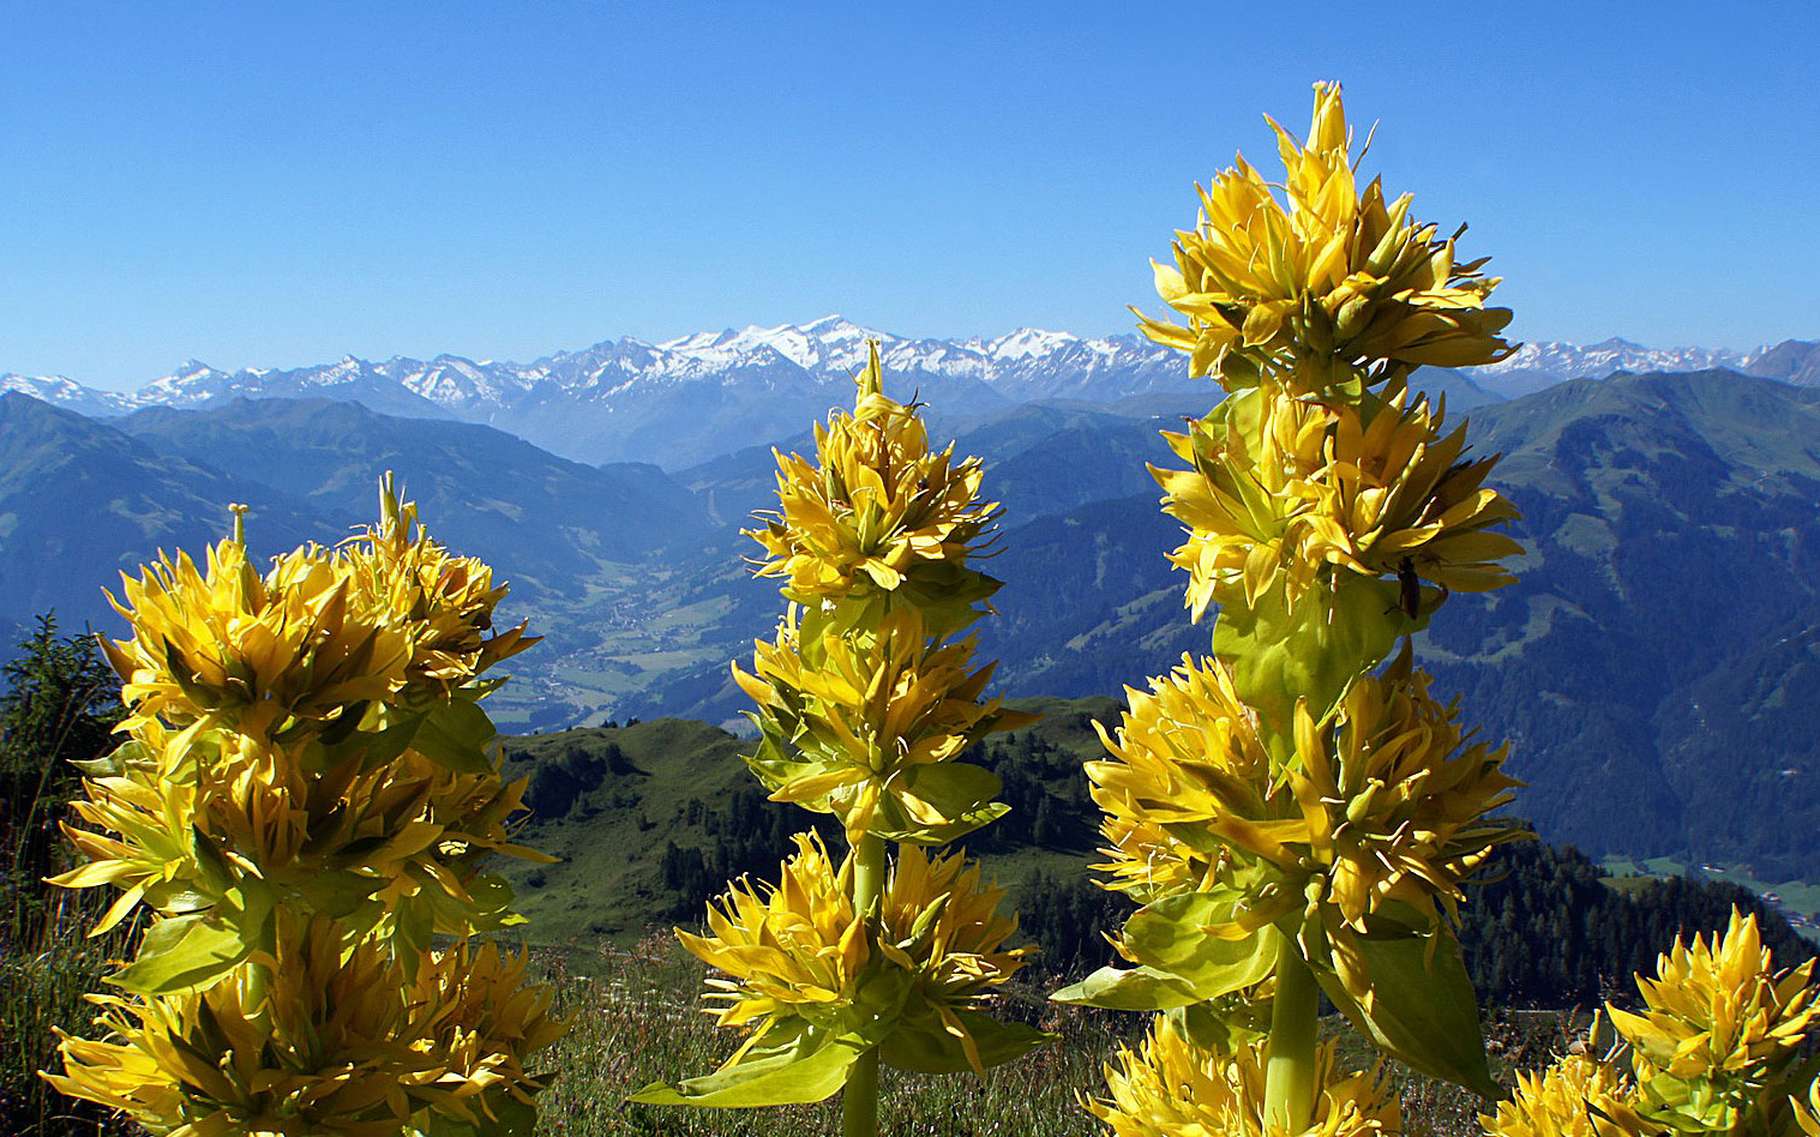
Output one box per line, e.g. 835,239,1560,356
741,719,819,802
1118,891,1279,1000
1162,999,1269,1055
412,699,497,774
411,1093,538,1137
1314,928,1496,1097
879,1009,1051,1074
324,709,419,771
291,870,380,919
188,824,235,895
1213,575,1413,740
870,761,1006,845
1050,964,1201,1011
629,1020,871,1108
108,912,250,994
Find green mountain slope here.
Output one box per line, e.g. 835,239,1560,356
639,370,1820,873
496,708,1816,1009
0,392,325,628
498,696,1119,945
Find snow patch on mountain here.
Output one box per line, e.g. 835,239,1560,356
1468,337,1753,380
7,321,1812,467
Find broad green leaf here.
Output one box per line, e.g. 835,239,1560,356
629,1020,870,1108
741,719,818,800
1118,890,1278,999
412,698,497,774
1213,575,1414,741
1050,964,1201,1011
291,869,380,919
108,912,250,994
870,761,1006,845
324,709,419,772
1315,927,1496,1097
879,1009,1051,1074
1163,999,1269,1055
188,824,235,894
411,1093,537,1137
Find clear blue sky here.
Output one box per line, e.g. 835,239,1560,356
2,1,1814,389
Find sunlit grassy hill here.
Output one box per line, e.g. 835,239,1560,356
497,700,1815,1012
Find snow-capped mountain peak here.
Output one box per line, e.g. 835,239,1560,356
984,327,1081,361
1470,338,1749,380
7,325,1814,469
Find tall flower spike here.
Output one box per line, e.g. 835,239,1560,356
49,481,563,1137
641,344,1045,1125
1137,81,1514,396
1073,79,1525,1137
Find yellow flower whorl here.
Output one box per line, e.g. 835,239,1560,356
677,834,1030,1074
49,918,423,1137
734,609,1031,844
1090,1020,1399,1137
1154,381,1521,623
1608,908,1820,1114
1480,1052,1647,1137
1137,81,1513,395
100,538,410,738
1086,654,1522,990
745,343,1000,631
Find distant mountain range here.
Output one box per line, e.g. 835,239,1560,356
4,342,1820,882
7,320,1817,466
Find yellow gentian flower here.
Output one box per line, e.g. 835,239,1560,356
1137,81,1513,395
1089,1019,1399,1137
734,608,1032,844
746,343,1000,635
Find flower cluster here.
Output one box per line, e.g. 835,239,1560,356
99,536,409,738
1090,1020,1399,1137
1480,1052,1645,1137
1135,81,1513,395
47,478,562,1137
340,472,536,699
1153,382,1520,623
734,609,1030,843
47,916,561,1137
676,834,1030,1079
1482,911,1820,1137
746,355,1000,637
1085,653,1520,997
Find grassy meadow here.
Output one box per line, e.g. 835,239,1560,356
4,907,1580,1137
528,936,1577,1137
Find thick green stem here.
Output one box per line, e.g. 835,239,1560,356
842,834,887,1137
1265,930,1320,1134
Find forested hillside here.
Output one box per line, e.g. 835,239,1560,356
500,703,1813,1008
